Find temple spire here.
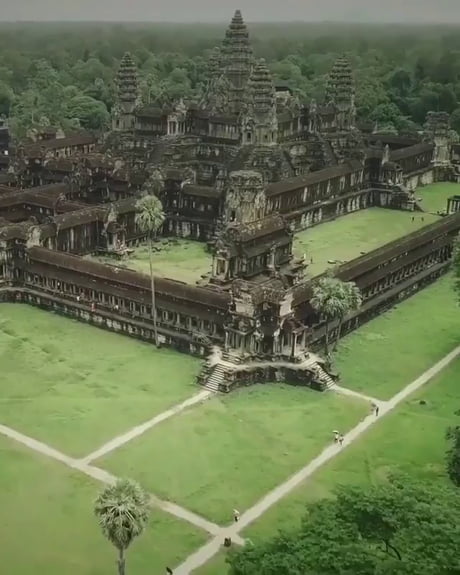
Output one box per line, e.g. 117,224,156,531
222,10,254,115
325,56,356,131
112,52,140,132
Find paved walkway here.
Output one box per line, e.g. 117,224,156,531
1,347,459,573
173,345,460,574
80,390,211,464
0,422,222,538
331,384,384,406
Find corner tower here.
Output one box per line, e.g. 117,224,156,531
222,10,254,115
425,111,451,165
325,56,356,131
241,59,278,145
112,52,139,132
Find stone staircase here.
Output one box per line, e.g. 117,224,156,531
312,363,337,391
221,350,242,365
202,364,226,392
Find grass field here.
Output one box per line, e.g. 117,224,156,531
89,239,213,284
243,356,460,543
333,275,460,400
416,182,460,213
193,552,229,574
0,304,200,456
294,208,439,277
0,435,208,575
98,384,368,524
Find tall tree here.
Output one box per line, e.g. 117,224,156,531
334,280,362,350
94,478,150,575
135,193,165,347
310,275,348,355
446,425,460,487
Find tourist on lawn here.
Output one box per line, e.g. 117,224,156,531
233,509,240,522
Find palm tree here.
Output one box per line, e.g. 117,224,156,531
135,194,165,346
310,276,348,356
333,280,362,350
94,478,150,575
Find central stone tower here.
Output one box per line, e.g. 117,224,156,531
241,59,278,145
222,10,254,115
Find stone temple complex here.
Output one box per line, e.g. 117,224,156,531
1,10,460,392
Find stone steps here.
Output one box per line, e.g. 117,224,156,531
313,363,336,391
203,364,226,392
221,351,242,365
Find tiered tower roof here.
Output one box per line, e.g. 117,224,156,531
246,59,276,116
222,10,254,114
207,47,223,80
425,111,450,136
116,52,139,104
325,56,355,106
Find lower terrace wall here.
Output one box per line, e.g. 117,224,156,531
404,168,435,192
1,211,459,374
219,365,321,393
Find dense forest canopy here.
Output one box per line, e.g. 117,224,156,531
1,21,460,138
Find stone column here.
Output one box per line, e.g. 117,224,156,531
291,332,297,358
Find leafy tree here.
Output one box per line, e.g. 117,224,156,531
135,192,165,347
447,425,460,487
334,280,362,350
0,81,14,116
369,102,404,130
311,275,348,355
66,94,110,130
94,478,150,575
229,478,460,575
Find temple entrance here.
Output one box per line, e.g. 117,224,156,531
262,335,274,354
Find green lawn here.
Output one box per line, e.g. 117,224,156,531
193,552,230,574
89,238,213,284
294,207,439,277
333,275,460,400
98,384,368,524
0,304,200,456
416,182,460,213
243,356,460,543
0,435,208,575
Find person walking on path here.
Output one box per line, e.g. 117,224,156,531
338,434,344,446
166,568,173,575
233,509,240,522
372,402,380,417
333,430,340,443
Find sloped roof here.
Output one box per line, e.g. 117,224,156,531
27,246,230,310
266,161,362,197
